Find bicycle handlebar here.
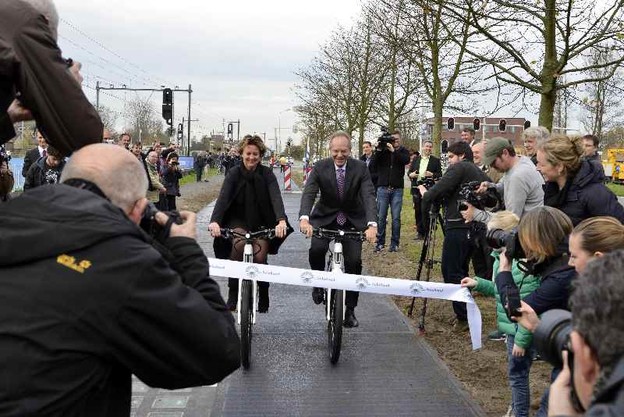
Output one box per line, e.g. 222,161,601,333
220,228,276,241
311,228,366,242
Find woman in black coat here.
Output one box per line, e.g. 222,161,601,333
208,135,291,312
537,134,624,225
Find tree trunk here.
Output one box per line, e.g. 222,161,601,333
538,89,556,133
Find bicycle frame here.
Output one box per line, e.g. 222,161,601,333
239,239,258,325
326,241,346,322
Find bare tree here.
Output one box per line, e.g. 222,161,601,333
124,97,166,143
96,105,118,136
447,0,624,131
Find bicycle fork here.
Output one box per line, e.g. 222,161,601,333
238,242,258,325
326,241,346,321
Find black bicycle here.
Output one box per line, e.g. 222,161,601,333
221,228,275,369
311,228,365,364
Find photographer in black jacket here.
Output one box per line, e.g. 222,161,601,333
0,144,240,417
420,141,489,330
547,250,624,417
370,129,410,252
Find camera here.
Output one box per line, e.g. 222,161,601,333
486,227,525,260
141,202,183,242
534,309,584,411
170,161,180,166
376,126,395,151
416,177,436,191
457,181,503,212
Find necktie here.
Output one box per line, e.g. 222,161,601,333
336,168,346,226
42,149,47,158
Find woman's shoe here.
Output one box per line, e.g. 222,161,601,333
258,286,269,313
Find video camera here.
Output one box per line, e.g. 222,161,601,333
376,126,395,151
534,309,584,412
457,181,503,212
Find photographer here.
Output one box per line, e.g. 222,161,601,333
407,140,441,240
420,141,490,330
0,144,240,415
369,129,410,252
547,250,624,416
496,206,576,417
1,0,103,155
162,152,183,210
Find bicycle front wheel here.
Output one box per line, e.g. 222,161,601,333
327,289,343,364
240,279,253,369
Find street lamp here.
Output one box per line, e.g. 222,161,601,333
277,108,291,154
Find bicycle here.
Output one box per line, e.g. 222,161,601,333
221,228,275,370
311,228,365,364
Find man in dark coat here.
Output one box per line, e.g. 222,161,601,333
23,144,65,190
0,0,102,155
22,129,48,177
299,131,377,328
407,140,442,239
0,144,240,416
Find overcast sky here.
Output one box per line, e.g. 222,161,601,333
55,0,363,146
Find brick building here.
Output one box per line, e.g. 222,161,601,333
424,116,529,148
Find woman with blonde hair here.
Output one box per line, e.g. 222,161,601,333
568,216,624,274
537,134,624,225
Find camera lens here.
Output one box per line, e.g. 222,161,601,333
485,228,507,249
534,309,573,368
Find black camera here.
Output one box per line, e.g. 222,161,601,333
534,309,584,412
376,126,395,151
170,161,180,166
141,202,183,242
416,177,436,191
486,227,525,260
457,181,503,212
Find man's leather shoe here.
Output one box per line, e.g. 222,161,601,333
344,307,359,328
312,287,324,305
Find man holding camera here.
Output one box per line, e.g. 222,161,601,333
1,0,103,155
461,137,544,225
420,141,490,330
407,140,442,240
0,144,240,416
542,250,624,416
370,130,410,252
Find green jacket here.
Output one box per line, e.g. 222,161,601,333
473,251,540,349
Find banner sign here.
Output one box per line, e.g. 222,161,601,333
209,258,482,350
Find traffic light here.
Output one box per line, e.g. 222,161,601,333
498,119,507,132
177,123,183,140
524,120,531,129
447,117,455,130
286,139,292,148
162,88,173,126
473,118,480,131
227,123,233,137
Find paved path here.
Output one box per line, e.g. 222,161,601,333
130,168,485,417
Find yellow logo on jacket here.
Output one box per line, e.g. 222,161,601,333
57,254,92,273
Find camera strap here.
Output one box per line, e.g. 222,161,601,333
63,178,110,201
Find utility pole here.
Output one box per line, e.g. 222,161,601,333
182,116,199,156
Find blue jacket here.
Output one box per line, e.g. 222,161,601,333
521,256,576,315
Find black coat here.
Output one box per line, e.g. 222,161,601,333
544,159,624,225
211,163,291,258
0,1,103,154
22,147,42,177
0,185,240,417
299,157,377,230
584,357,624,417
421,159,490,229
407,154,442,195
23,156,65,190
369,146,410,188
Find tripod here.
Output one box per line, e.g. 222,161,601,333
407,204,445,334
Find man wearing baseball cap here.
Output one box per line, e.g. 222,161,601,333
461,137,544,224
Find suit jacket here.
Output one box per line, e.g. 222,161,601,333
299,157,376,230
22,147,42,177
407,154,442,195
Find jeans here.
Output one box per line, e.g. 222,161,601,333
506,334,533,417
376,186,404,248
535,366,562,417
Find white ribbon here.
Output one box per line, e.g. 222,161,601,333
209,258,482,350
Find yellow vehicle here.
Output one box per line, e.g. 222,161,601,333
603,149,624,183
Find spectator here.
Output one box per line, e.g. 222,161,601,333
567,216,624,274
117,132,131,149
0,152,13,202
145,150,166,209
22,129,48,177
23,145,64,190
359,140,374,168
522,126,550,166
194,151,207,182
0,143,240,415
130,142,144,160
581,134,605,177
537,135,624,225
209,135,291,313
370,130,410,252
472,141,503,183
162,152,183,211
0,0,103,155
407,140,441,240
461,127,476,145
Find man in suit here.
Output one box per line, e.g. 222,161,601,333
407,140,441,240
22,129,48,177
299,131,377,328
